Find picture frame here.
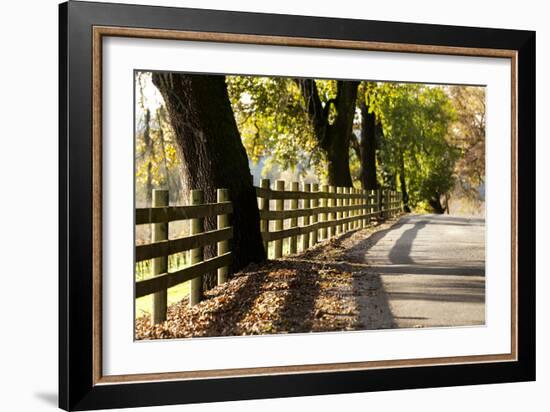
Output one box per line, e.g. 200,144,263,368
59,1,535,410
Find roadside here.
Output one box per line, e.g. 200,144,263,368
136,217,399,339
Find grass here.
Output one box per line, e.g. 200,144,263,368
135,252,190,319
136,281,190,319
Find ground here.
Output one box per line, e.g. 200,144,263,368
136,214,485,340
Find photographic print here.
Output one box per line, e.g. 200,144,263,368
60,3,534,408
133,72,486,340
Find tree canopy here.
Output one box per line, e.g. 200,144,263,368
136,71,485,215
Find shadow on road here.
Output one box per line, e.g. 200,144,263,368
388,219,428,264
366,264,484,276
352,272,396,329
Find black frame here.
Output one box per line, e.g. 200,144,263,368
59,1,536,410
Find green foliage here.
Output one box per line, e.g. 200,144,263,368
135,72,182,207
137,71,480,215
374,83,458,210
227,76,335,180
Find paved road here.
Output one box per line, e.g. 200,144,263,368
363,214,485,328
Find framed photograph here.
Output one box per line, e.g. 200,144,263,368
59,1,535,410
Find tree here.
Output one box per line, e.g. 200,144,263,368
228,76,360,186
448,86,486,200
295,79,360,186
151,72,266,287
377,84,457,213
226,76,321,178
350,82,384,191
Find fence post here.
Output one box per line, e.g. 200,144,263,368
369,189,378,224
311,183,319,246
352,188,356,229
362,189,367,228
343,187,350,232
320,184,328,240
189,189,204,306
376,189,382,219
259,178,270,256
151,189,168,324
274,180,284,258
349,188,354,230
336,187,342,235
358,189,362,228
387,190,391,217
353,188,359,229
328,186,335,238
290,182,299,254
303,183,311,250
357,189,362,229
217,188,229,285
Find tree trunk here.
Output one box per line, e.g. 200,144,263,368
152,73,266,289
429,195,445,214
359,101,378,190
296,79,359,187
399,151,411,212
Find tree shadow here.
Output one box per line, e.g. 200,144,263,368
271,261,321,333
199,265,274,336
388,219,428,264
343,218,409,264
352,271,396,329
200,259,323,336
385,276,486,304
367,264,485,276
346,216,484,277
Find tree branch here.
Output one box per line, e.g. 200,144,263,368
294,78,328,146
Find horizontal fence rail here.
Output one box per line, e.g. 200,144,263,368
256,179,401,258
135,188,233,324
136,183,402,324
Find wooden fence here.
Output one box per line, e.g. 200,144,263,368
135,183,402,324
135,188,233,324
256,179,401,258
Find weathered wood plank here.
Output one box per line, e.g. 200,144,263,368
151,189,168,324
135,227,233,262
262,212,377,242
258,203,369,220
255,186,370,200
135,253,233,298
217,189,230,285
135,202,233,225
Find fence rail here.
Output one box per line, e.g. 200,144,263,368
256,179,401,258
135,183,402,324
135,188,232,324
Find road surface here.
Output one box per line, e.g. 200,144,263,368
360,214,485,328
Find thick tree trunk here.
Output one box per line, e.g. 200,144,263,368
296,79,359,187
325,128,354,187
399,151,411,213
359,101,378,191
152,73,266,289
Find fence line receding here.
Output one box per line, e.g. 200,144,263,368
135,181,402,324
